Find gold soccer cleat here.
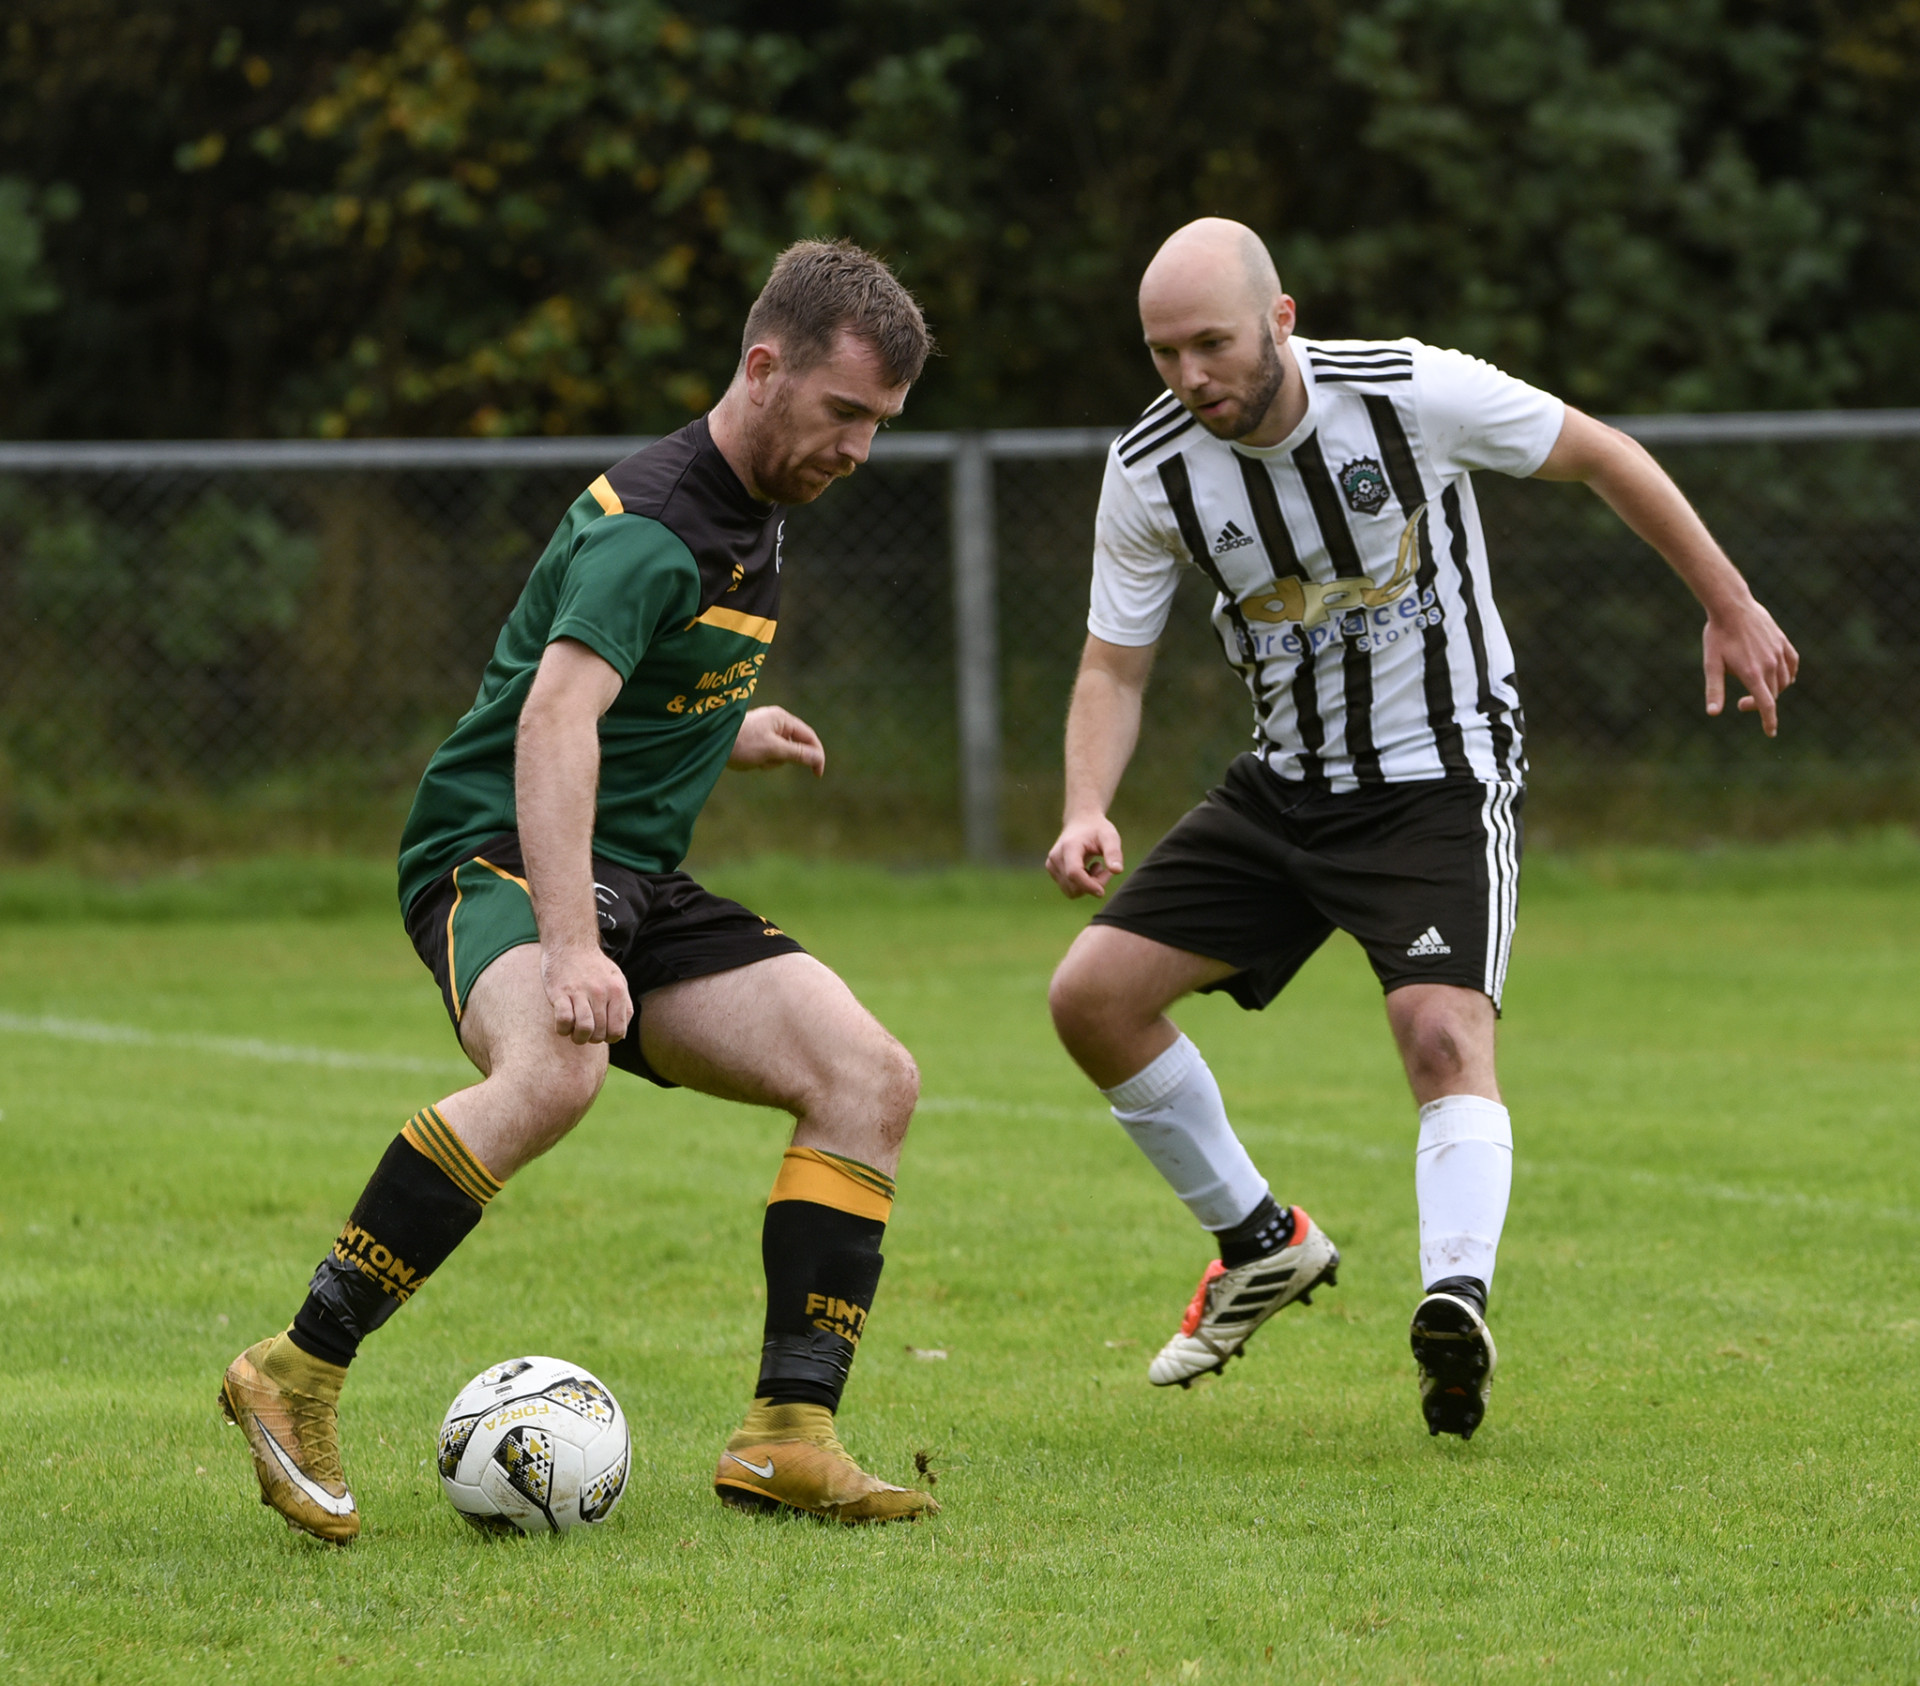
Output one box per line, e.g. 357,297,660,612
713,1401,937,1524
218,1334,360,1544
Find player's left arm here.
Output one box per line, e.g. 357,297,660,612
1533,407,1799,737
728,706,825,776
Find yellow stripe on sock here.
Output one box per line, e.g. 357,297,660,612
420,1106,503,1203
812,1149,896,1202
767,1147,894,1223
402,1116,494,1207
402,1108,503,1206
401,1115,489,1205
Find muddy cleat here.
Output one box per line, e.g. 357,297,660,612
713,1400,937,1524
218,1333,359,1544
1148,1207,1340,1388
1410,1281,1498,1440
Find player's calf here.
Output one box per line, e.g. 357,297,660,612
1409,1095,1511,1440
711,1145,933,1523
221,1105,504,1537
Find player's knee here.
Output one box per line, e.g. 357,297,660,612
872,1037,920,1137
517,1053,606,1142
559,1056,609,1123
805,1029,916,1145
1401,1015,1471,1087
840,1031,915,1123
1048,955,1109,1048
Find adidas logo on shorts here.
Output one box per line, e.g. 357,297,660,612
1406,926,1452,957
1213,520,1255,555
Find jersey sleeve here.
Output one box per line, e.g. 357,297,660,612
1413,345,1566,479
546,514,701,680
1088,452,1183,647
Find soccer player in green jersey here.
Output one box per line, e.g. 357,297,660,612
220,241,939,1538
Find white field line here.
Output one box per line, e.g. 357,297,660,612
0,1011,468,1076
919,1095,1920,1229
3,1022,1911,1230
916,1095,1102,1123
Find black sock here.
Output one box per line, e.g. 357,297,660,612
288,1109,500,1367
1425,1274,1488,1317
755,1148,894,1412
1212,1193,1296,1268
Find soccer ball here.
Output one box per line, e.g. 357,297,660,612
437,1356,630,1535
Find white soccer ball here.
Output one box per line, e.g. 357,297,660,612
437,1356,630,1536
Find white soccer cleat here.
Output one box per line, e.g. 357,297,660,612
1147,1207,1340,1388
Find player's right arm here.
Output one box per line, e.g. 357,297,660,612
1047,449,1181,898
1533,407,1799,737
514,511,704,1046
517,636,633,1045
1047,635,1157,897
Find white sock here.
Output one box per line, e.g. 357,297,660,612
1102,1035,1268,1231
1415,1094,1513,1292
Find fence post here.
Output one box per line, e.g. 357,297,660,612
950,433,1001,862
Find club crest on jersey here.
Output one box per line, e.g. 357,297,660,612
1338,456,1392,516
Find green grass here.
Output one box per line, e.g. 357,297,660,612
2,849,1918,1683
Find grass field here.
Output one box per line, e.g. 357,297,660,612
2,844,1918,1683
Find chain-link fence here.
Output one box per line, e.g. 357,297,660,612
2,415,1917,868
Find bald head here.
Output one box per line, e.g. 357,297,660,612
1136,217,1300,445
1139,217,1282,320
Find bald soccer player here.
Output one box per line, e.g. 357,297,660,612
1045,219,1796,1438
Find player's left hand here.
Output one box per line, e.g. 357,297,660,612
729,706,826,775
1703,600,1798,738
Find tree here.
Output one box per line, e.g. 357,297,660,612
3,0,1917,436
0,1,400,437
255,0,975,436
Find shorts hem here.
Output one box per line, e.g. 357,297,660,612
1085,909,1245,970
638,935,809,995
1379,971,1504,1016
453,935,539,1023
403,833,811,1092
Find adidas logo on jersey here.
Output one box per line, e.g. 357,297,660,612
1213,520,1255,555
1406,926,1452,957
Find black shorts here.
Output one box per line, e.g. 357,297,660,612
402,832,808,1087
1092,756,1522,1012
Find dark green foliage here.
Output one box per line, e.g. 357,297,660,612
0,482,319,798
4,2,1918,438
0,176,74,363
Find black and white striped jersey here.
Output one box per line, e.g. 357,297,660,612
1089,337,1564,789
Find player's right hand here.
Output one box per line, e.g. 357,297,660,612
1046,814,1125,899
1703,599,1798,739
542,944,634,1045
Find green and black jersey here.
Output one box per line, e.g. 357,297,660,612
397,417,783,913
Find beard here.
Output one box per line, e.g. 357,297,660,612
1192,329,1287,441
742,383,844,505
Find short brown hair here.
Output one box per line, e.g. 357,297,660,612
741,239,932,386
